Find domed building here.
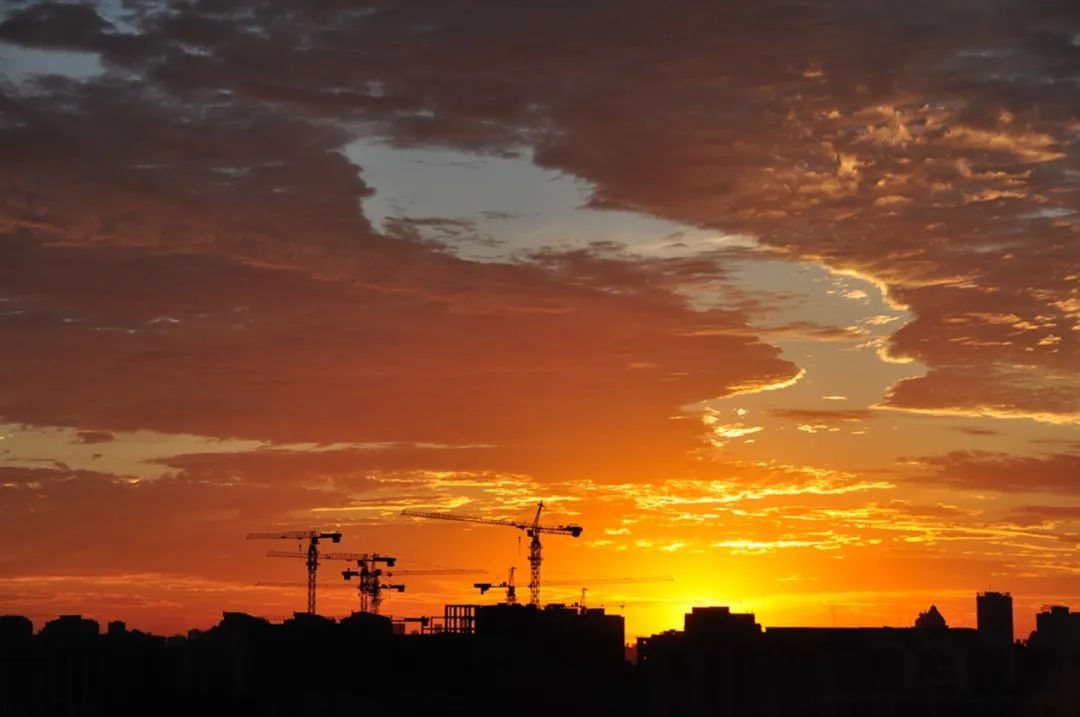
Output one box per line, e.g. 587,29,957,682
914,604,948,629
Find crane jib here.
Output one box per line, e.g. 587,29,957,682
402,502,583,608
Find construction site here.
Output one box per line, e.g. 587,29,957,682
0,504,1078,716
243,503,663,630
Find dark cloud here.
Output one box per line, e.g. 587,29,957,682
4,2,1080,629
1002,505,1080,525
0,21,801,479
884,365,1080,421
0,464,346,576
949,426,1000,436
0,1,1077,463
0,236,793,482
903,450,1080,494
154,445,511,490
0,2,113,49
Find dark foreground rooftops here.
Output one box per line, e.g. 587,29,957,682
2,597,1078,717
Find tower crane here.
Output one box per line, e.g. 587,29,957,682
258,546,386,614
343,558,481,614
342,554,400,615
403,501,582,607
349,571,404,615
265,548,388,617
473,573,672,606
473,566,517,605
261,549,481,616
247,530,341,614
264,550,391,562
546,576,673,614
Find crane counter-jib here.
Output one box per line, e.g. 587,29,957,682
401,501,583,607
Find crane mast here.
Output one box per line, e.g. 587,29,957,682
402,501,582,607
507,566,518,605
342,554,399,615
342,559,481,615
526,503,543,609
247,530,341,615
258,566,475,615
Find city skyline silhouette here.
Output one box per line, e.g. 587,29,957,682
1,1,1079,713
3,590,1078,716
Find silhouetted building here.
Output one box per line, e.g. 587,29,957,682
34,615,105,714
478,603,623,659
0,616,35,715
683,606,763,639
915,604,948,629
637,607,764,716
39,614,100,644
764,626,1003,716
339,609,395,637
0,615,32,644
977,592,1013,646
1030,605,1080,657
5,597,1080,716
442,603,476,634
1024,605,1080,717
636,602,1027,717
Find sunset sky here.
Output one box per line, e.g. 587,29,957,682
1,1,1078,640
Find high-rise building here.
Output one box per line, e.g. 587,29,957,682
977,592,1013,646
